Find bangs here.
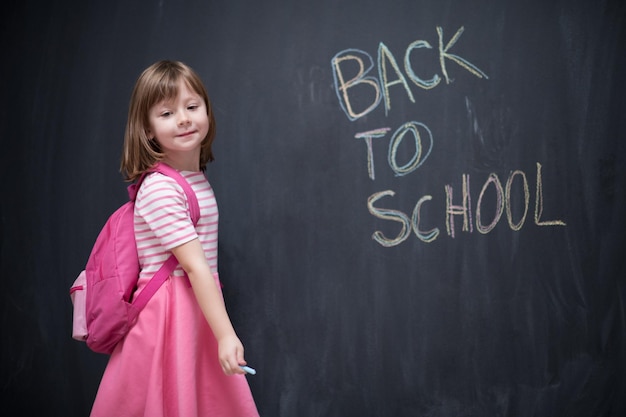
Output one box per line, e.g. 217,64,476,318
147,72,183,106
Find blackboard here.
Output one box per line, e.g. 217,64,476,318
2,0,625,416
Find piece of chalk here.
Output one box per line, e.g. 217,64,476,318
240,365,256,375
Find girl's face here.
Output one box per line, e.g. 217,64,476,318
147,80,209,164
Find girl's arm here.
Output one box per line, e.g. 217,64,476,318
171,238,247,376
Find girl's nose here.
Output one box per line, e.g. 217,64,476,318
178,113,191,126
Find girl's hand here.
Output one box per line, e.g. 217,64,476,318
218,334,247,375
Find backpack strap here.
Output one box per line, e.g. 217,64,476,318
128,162,202,318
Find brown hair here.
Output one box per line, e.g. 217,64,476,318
120,60,216,181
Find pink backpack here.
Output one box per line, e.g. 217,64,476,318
69,162,200,354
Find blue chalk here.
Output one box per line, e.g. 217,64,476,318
240,365,256,375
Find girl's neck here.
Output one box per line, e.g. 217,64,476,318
161,153,199,172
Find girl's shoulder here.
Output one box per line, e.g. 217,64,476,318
135,172,185,207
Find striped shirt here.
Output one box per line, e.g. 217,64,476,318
134,170,218,280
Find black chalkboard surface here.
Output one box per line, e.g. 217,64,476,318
2,0,625,416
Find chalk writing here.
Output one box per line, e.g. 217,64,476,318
505,170,529,231
368,163,566,246
355,122,433,180
330,27,565,247
331,26,488,120
355,128,391,180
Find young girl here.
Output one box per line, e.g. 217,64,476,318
90,60,259,416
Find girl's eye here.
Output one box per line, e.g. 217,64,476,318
160,111,172,117
188,105,198,110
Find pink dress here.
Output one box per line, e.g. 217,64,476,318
91,171,259,417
